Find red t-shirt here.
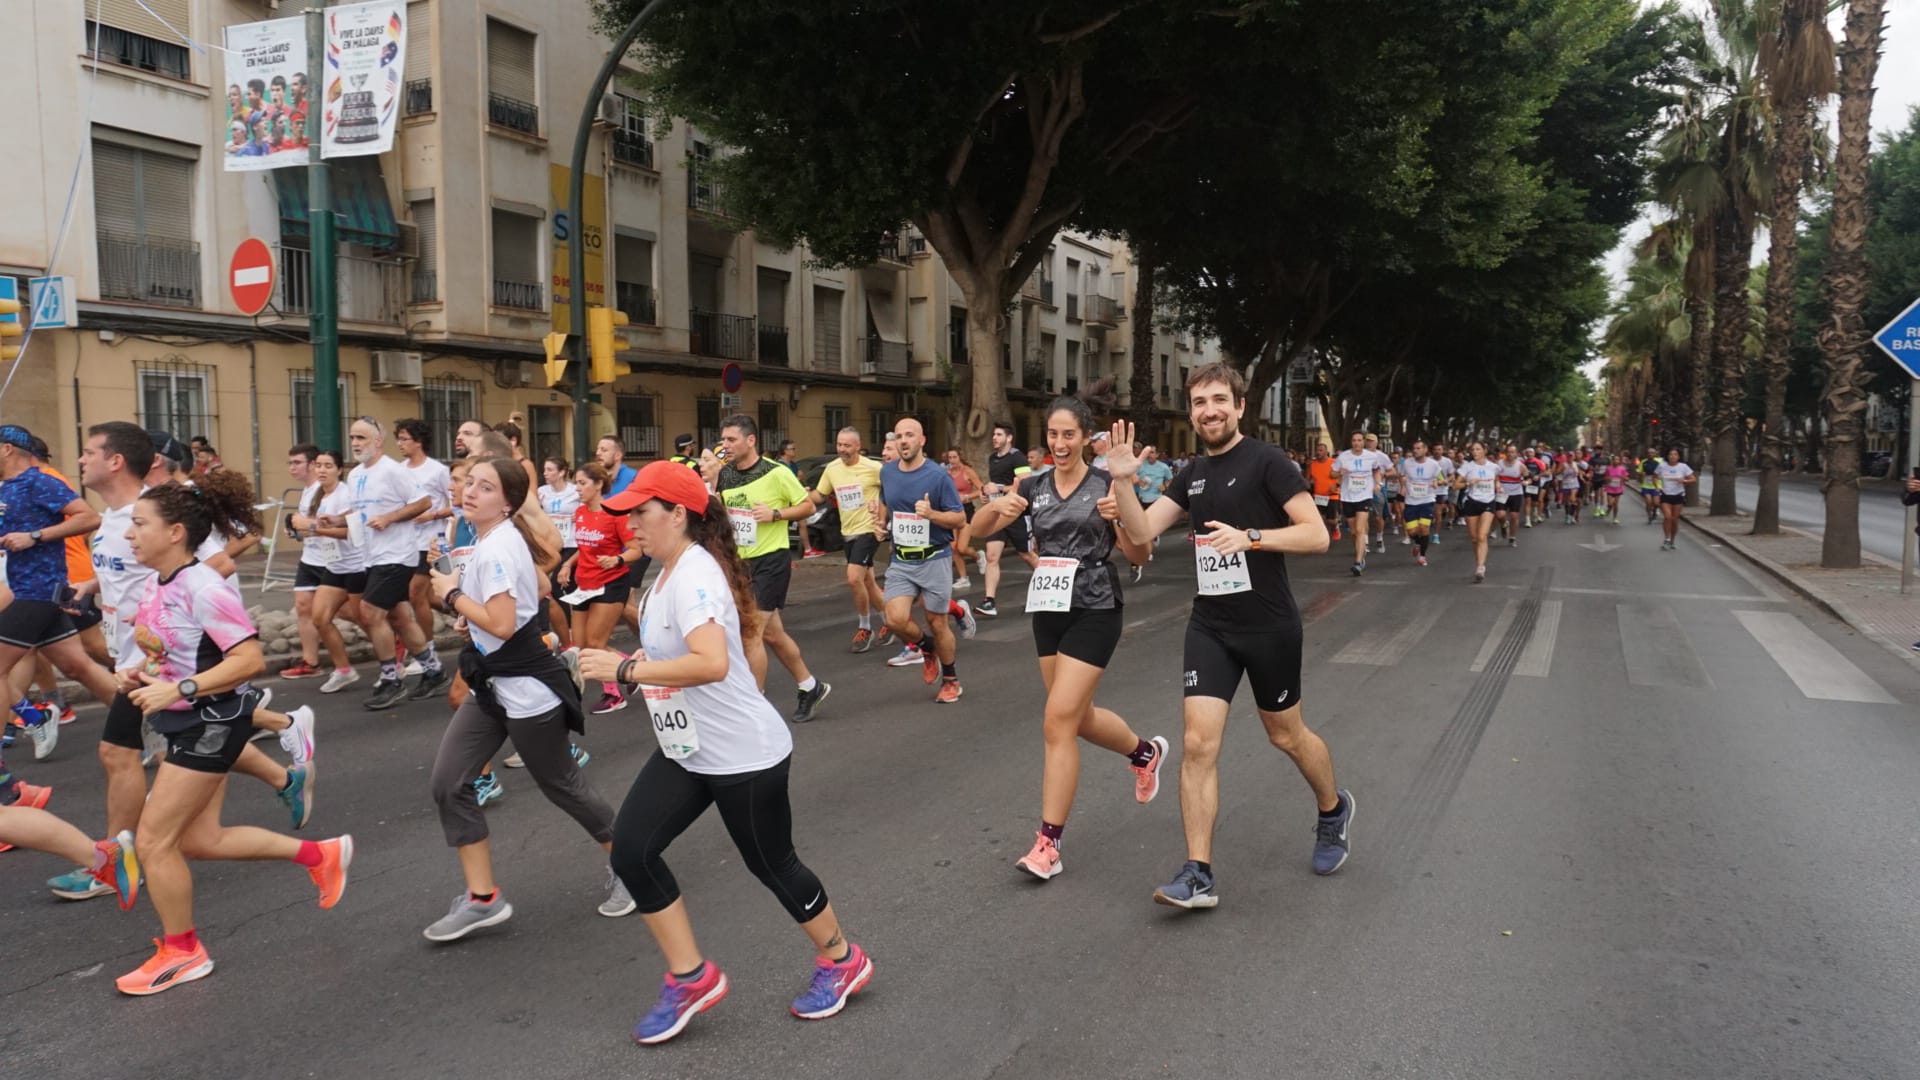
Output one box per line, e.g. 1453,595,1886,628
571,506,634,590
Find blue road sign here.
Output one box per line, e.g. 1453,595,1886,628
1872,295,1920,380
28,276,75,330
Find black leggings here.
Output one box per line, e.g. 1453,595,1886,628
610,752,826,923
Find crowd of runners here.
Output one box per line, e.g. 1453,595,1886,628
0,363,1708,1044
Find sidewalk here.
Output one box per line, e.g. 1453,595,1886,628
1682,512,1920,670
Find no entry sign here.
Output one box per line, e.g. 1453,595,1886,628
229,238,275,316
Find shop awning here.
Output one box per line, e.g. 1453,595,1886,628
273,158,399,250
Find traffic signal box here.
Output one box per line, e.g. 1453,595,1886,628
589,306,629,384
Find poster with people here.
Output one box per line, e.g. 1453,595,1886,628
222,17,312,171
321,1,407,159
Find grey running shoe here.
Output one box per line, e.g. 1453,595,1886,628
954,599,977,639
1152,860,1219,910
600,867,637,918
363,678,407,711
1312,788,1354,875
424,891,515,942
792,681,832,724
409,666,454,700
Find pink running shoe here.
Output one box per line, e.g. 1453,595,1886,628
1132,735,1170,804
1016,832,1062,880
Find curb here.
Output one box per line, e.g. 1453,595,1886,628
1681,515,1920,672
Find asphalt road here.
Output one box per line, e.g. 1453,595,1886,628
1701,471,1915,563
5,516,1918,1080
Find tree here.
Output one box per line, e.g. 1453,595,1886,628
1125,241,1159,443
1816,0,1886,568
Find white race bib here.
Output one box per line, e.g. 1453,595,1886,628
449,545,474,576
1312,494,1330,507
728,507,759,548
1470,480,1496,502
346,511,368,548
552,513,577,548
306,536,342,563
1342,473,1370,499
640,684,699,760
891,512,930,547
1025,556,1078,613
1523,483,1539,495
559,586,604,606
1195,541,1252,596
1406,480,1433,501
834,484,866,514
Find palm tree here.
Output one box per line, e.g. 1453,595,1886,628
1753,0,1836,535
1636,219,1710,474
1817,0,1887,568
1605,242,1694,453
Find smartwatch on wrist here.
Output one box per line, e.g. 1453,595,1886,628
1246,529,1262,551
29,529,42,544
177,678,199,701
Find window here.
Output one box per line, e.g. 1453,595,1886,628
688,140,721,212
485,19,538,133
611,95,653,168
812,285,843,371
490,208,542,310
410,199,437,303
404,1,432,114
614,234,655,324
616,393,660,456
420,376,480,456
289,370,356,447
695,396,722,449
823,405,850,449
868,409,893,451
948,307,968,365
93,130,199,308
137,360,213,438
756,400,784,453
87,3,191,81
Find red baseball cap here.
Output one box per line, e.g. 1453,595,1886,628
603,459,710,514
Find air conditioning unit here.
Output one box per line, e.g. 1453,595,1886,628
394,223,419,259
594,94,623,129
371,350,424,388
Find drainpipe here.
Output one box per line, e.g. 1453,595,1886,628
248,340,264,501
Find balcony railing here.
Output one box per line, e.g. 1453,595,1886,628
1022,360,1052,392
611,130,654,169
1085,294,1121,326
874,233,908,265
615,281,656,325
688,169,725,214
411,270,437,304
757,324,791,367
97,232,199,308
405,79,433,115
860,338,911,378
273,244,406,324
492,278,544,311
488,94,539,135
1065,294,1080,321
689,308,754,361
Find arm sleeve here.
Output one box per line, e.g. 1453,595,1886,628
194,579,260,652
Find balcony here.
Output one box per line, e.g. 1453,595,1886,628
689,308,754,361
97,232,199,308
405,79,433,115
873,232,909,266
859,338,911,378
1085,294,1121,326
1065,294,1080,322
611,130,654,169
1020,269,1056,306
488,94,539,135
616,281,656,325
688,170,726,215
272,244,406,324
492,278,544,311
411,270,437,305
757,324,791,367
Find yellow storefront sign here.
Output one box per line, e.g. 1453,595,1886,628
550,164,607,331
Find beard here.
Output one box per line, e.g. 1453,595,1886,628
1195,420,1238,452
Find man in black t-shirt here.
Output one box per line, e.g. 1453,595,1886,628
976,421,1038,617
1108,363,1355,911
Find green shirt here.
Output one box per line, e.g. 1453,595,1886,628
718,456,809,559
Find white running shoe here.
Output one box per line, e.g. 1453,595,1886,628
402,660,425,678
278,705,317,765
952,576,972,593
320,668,361,694
504,752,526,768
954,599,977,639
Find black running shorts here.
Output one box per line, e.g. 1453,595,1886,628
844,534,879,569
1032,606,1124,668
158,693,263,775
322,568,369,593
984,515,1031,552
0,599,78,649
566,577,632,611
1182,619,1304,713
1340,500,1372,519
362,563,414,609
1503,494,1527,514
1460,499,1495,517
294,562,327,590
101,692,145,752
747,552,792,612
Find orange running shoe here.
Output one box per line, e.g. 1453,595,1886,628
935,677,962,704
0,782,53,852
309,835,354,909
922,651,938,685
116,938,214,996
1016,832,1062,880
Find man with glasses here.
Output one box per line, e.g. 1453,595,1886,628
337,418,446,709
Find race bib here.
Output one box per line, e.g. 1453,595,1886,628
1342,473,1370,499
1406,480,1433,501
834,484,866,514
728,507,759,548
1523,483,1539,495
1195,540,1252,596
346,511,368,548
1312,494,1330,507
559,586,604,606
1025,556,1078,613
552,513,577,548
306,536,342,564
639,684,699,760
449,545,474,576
891,512,930,547
1470,480,1496,501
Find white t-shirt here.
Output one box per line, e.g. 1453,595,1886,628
1401,458,1443,502
316,484,366,572
461,521,560,719
1496,461,1527,496
639,544,793,776
1334,449,1380,502
347,455,427,567
295,482,327,568
1458,461,1500,503
1656,461,1694,496
408,456,452,553
540,484,581,548
93,490,231,664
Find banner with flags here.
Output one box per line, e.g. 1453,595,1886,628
320,0,406,160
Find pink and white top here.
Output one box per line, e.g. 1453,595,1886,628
1605,464,1630,493
127,561,259,714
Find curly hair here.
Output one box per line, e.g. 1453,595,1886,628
140,482,223,552
195,468,262,538
653,493,762,640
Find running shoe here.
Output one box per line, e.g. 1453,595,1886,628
0,783,53,851
279,763,313,830
1153,860,1219,910
42,703,76,726
954,599,977,639
1132,735,1170,804
363,678,407,711
592,690,628,715
423,890,514,942
244,686,276,744
1416,554,1428,567
952,575,972,593
887,645,924,668
791,944,873,1020
922,650,939,685
49,865,116,901
116,938,214,996
473,772,505,805
1131,564,1144,584
1017,832,1063,880
319,668,360,694
279,661,321,679
1331,527,1341,542
278,705,317,766
802,547,826,559
94,830,141,909
793,681,831,724
1312,789,1354,875
28,708,56,762
1473,566,1486,583
1376,539,1387,554
503,753,525,769
875,626,897,648
570,743,591,768
600,866,637,917
306,835,353,908
409,665,455,701
974,598,999,618
1910,641,1920,653
1507,537,1517,548
935,677,963,704
849,627,874,653
402,659,425,678
633,961,729,1045
1350,562,1364,577
1400,535,1411,545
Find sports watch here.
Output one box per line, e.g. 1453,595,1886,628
177,678,199,701
1246,529,1262,550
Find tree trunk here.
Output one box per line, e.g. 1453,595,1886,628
1755,107,1816,532
1127,244,1159,445
1243,339,1284,439
1709,200,1751,517
1683,285,1711,507
1817,0,1885,569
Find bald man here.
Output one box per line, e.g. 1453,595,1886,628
878,418,968,703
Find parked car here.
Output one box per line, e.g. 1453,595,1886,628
1863,449,1893,479
789,454,846,552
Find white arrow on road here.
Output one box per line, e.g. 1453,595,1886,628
1579,534,1621,553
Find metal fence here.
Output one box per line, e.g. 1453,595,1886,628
488,94,539,134
493,278,544,311
97,232,199,308
275,245,406,324
616,281,656,325
689,309,754,361
758,324,791,367
405,79,433,115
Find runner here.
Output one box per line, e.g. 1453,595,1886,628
1558,454,1585,524
1495,446,1527,546
976,422,1038,614
596,434,648,638
968,400,1167,882
1655,448,1695,550
1638,448,1662,523
702,415,831,724
877,417,966,703
1107,365,1352,910
421,455,626,941
1331,431,1382,576
539,456,582,647
1364,434,1392,555
582,460,872,1044
559,462,643,714
1453,442,1501,583
800,427,893,655
112,482,344,995
276,444,326,678
337,417,448,709
1399,439,1444,567
1432,444,1456,538
943,449,983,593
396,419,454,679
1305,443,1338,541
288,449,376,695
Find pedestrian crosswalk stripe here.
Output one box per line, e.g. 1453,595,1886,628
1470,600,1519,674
1513,600,1561,678
1617,604,1715,689
1331,609,1441,666
1732,609,1897,704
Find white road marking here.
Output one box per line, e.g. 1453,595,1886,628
1332,609,1441,666
1514,600,1561,678
1733,609,1897,704
1470,600,1519,673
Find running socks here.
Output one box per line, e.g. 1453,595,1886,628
420,642,442,675
940,663,957,679
918,636,934,654
471,889,498,904
857,614,871,630
379,659,400,682
165,929,199,952
1127,739,1158,768
11,698,44,727
1039,821,1065,842
1319,794,1347,820
673,961,707,982
797,676,818,693
293,840,324,868
1416,534,1430,556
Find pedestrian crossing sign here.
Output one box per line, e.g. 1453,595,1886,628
28,276,75,330
1871,295,1920,380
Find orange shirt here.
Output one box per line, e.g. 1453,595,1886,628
39,465,95,585
1306,458,1335,497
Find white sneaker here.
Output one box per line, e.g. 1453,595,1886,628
504,752,526,768
952,576,972,592
278,705,316,765
976,552,988,576
1400,536,1410,545
248,686,277,741
320,668,360,694
402,660,425,678
29,710,57,761
954,599,977,639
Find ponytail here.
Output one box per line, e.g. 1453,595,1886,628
197,468,262,538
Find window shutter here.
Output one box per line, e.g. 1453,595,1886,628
92,142,139,236
413,199,437,274
813,286,842,370
96,0,188,35
486,21,536,104
405,2,431,82
138,154,194,241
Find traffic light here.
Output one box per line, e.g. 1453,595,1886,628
588,306,629,384
542,331,570,388
0,293,20,363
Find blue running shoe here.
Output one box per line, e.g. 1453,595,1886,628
48,865,114,901
791,943,873,1020
473,772,505,806
278,763,313,830
1152,860,1218,910
569,743,590,768
1313,788,1354,875
633,962,729,1045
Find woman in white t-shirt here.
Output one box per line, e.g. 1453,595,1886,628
1654,448,1696,550
538,456,581,647
582,460,872,1046
1452,442,1502,584
288,450,376,694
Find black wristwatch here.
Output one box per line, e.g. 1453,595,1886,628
177,678,199,701
1246,529,1262,550
29,529,42,543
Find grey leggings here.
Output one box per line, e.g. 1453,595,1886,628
428,697,615,848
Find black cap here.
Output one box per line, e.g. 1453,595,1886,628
147,429,191,470
674,433,694,450
26,435,49,460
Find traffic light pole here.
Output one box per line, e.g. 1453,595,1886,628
568,0,670,465
306,6,342,453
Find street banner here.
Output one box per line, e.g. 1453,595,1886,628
222,17,312,172
321,1,407,159
549,164,608,331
